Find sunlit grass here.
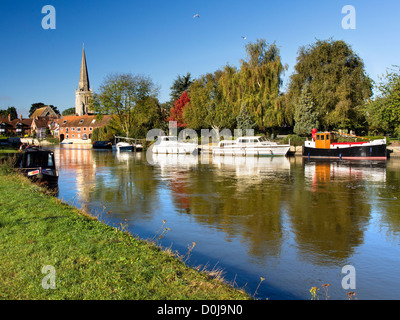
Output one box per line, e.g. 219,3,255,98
0,170,250,300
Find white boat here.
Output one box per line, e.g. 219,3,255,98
212,136,290,156
116,141,133,152
152,136,198,154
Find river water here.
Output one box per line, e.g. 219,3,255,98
53,145,400,300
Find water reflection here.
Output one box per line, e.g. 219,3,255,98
53,145,400,299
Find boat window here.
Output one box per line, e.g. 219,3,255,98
321,135,325,140
48,153,54,167
316,135,320,140
251,139,258,143
240,139,249,143
326,134,330,140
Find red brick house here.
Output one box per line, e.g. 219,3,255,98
57,114,112,142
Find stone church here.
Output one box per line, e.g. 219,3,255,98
56,45,112,143
75,44,93,116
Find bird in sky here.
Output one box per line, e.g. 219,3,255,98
193,14,200,18
241,36,247,40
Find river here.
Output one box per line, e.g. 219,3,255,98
52,145,400,300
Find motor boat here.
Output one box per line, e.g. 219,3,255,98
303,130,388,160
116,141,134,152
212,136,290,156
152,136,198,154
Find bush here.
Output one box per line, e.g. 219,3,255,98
281,134,306,146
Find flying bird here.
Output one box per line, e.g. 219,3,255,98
193,14,200,18
241,36,247,40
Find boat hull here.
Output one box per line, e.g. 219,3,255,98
117,146,134,152
213,146,290,157
303,143,387,160
152,144,198,154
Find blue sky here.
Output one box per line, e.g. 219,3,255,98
0,0,399,117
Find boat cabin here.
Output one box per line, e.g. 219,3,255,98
16,147,58,186
314,132,336,149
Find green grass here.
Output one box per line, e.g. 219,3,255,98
0,171,249,300
0,147,19,154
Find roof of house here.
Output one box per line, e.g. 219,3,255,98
58,114,112,128
0,117,32,128
32,118,51,129
30,106,58,119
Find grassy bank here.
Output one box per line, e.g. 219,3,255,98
0,171,249,300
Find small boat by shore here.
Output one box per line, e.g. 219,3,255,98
16,146,58,186
115,141,134,152
152,136,198,154
303,130,388,160
93,141,112,149
212,136,290,157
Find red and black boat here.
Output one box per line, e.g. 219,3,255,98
302,129,389,160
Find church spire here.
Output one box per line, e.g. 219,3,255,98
79,44,90,91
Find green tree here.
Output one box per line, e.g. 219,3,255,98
62,107,76,116
184,71,236,133
238,39,288,129
0,106,18,120
287,39,373,131
293,82,319,136
236,103,256,132
92,73,159,137
170,73,193,102
364,66,400,136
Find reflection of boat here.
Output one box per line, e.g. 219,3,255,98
149,153,199,167
303,130,387,160
213,155,291,176
16,146,58,186
116,142,133,152
304,160,387,184
92,141,112,149
213,136,290,156
152,136,198,154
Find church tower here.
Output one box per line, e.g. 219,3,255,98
75,44,93,116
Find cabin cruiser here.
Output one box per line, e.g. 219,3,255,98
212,136,290,156
152,136,198,154
303,129,388,160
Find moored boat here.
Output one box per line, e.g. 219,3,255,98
116,141,134,152
16,146,58,186
93,141,112,149
302,129,388,160
212,136,290,156
152,136,198,154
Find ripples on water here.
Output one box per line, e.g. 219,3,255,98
53,145,400,300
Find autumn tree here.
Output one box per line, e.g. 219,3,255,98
167,91,190,128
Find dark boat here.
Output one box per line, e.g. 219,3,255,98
16,146,58,186
93,141,112,149
302,130,388,160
